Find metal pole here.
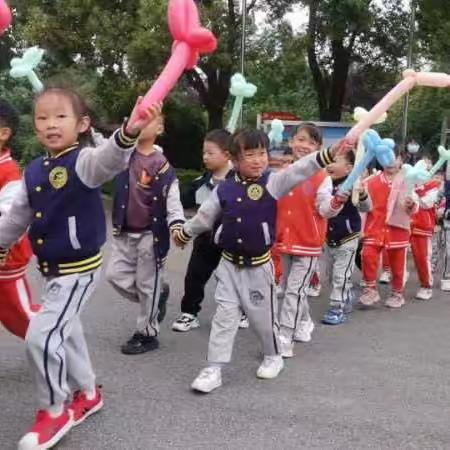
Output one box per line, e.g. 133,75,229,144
401,0,416,150
240,0,247,127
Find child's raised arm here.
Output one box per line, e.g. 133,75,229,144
267,148,333,199
76,102,163,188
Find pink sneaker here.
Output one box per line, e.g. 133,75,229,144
358,288,380,307
385,293,405,309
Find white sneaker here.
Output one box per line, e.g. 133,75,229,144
441,279,450,292
307,284,321,297
191,367,222,393
379,270,391,284
279,335,294,358
294,319,315,343
415,287,433,301
239,314,249,329
256,355,284,379
172,313,200,332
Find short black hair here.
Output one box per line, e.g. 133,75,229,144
204,129,231,152
0,98,20,143
293,122,323,146
228,128,270,158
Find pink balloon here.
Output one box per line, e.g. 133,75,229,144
0,0,12,36
415,72,450,88
135,0,217,121
347,72,417,142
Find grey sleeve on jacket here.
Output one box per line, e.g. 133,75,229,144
166,179,186,229
182,187,222,239
76,126,138,189
0,179,33,249
316,176,340,219
266,148,333,199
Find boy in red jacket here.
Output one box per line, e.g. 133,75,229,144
0,98,38,339
410,172,442,300
276,124,344,357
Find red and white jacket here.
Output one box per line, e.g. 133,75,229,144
275,170,340,257
363,172,417,249
0,149,32,280
411,179,442,237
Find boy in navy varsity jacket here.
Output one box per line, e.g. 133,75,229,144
172,129,234,332
0,88,161,449
174,129,353,393
106,111,185,355
322,151,372,325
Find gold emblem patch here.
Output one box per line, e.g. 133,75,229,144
49,167,68,189
247,184,264,201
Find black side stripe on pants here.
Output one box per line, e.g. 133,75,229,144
57,321,69,390
269,284,279,354
147,263,160,337
76,273,95,313
44,280,79,406
57,273,95,389
293,257,314,338
340,250,356,305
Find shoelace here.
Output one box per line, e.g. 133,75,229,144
199,368,218,378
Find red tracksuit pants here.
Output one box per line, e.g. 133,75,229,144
410,234,433,288
362,245,407,293
0,276,38,339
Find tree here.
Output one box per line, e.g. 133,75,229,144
265,0,410,120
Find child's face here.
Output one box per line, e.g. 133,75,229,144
326,155,352,180
384,155,402,176
203,141,230,172
233,146,269,179
0,125,12,149
34,93,90,154
138,115,164,143
289,129,320,160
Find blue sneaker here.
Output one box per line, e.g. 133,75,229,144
322,308,347,325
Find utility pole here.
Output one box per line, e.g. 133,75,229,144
401,0,417,150
240,0,247,127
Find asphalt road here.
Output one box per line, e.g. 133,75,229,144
2,236,450,450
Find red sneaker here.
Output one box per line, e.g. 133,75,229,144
18,408,73,450
70,387,104,426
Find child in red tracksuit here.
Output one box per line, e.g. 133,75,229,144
410,177,442,300
360,156,418,309
0,98,38,339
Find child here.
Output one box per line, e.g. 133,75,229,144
276,124,340,357
360,154,418,308
0,99,39,339
106,113,185,354
172,129,233,332
410,162,442,300
0,87,161,449
174,128,352,393
322,151,372,325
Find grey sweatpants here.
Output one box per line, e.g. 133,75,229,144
279,255,317,336
208,258,280,364
26,269,99,409
325,239,358,309
106,232,161,337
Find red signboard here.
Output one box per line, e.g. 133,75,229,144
261,111,301,121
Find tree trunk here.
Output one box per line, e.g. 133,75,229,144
207,104,225,130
